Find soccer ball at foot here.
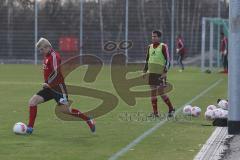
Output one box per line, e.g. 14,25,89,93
13,122,27,135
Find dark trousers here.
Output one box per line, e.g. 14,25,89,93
222,54,228,70
177,54,184,70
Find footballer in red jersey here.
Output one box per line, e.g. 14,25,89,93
26,38,95,134
220,32,228,73
176,34,185,72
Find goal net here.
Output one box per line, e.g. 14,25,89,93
201,17,229,71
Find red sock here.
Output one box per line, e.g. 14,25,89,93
28,106,37,128
151,97,158,114
161,95,174,111
70,108,89,121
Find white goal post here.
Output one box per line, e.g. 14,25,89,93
201,17,229,72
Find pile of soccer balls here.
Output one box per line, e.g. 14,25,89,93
204,99,228,121
182,105,202,117
182,99,228,120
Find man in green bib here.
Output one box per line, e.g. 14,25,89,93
143,30,175,117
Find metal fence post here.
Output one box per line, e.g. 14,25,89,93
125,0,129,63
34,0,38,65
171,0,175,67
80,0,83,58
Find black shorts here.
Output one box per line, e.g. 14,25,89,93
36,83,68,105
148,73,165,86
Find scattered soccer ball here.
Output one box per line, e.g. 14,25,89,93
191,106,201,117
207,105,217,111
183,105,192,116
218,99,228,110
204,110,215,121
13,122,27,135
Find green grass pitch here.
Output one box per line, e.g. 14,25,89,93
0,64,227,160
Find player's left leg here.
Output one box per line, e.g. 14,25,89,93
160,94,175,117
177,55,184,72
54,84,96,132
180,54,184,70
56,103,96,133
177,55,181,68
220,54,226,73
224,55,228,73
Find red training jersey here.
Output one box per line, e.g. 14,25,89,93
176,37,185,54
220,36,228,53
43,49,64,86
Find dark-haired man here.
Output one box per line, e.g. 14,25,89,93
143,31,175,117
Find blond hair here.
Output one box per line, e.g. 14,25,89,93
36,37,52,48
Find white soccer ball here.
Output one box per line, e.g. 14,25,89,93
221,109,228,119
213,108,224,119
13,122,27,135
191,106,201,117
218,99,228,110
207,105,217,111
183,105,192,115
216,108,228,119
204,110,215,121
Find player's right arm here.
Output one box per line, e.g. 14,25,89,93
143,45,150,73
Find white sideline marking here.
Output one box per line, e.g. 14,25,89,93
109,79,223,160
